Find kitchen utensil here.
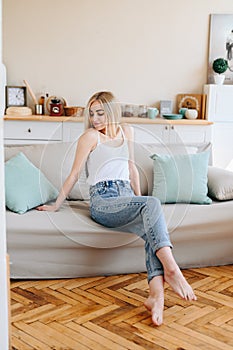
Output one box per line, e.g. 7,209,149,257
23,79,38,105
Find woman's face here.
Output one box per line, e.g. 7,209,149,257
89,100,107,132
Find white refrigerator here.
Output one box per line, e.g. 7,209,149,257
204,84,233,170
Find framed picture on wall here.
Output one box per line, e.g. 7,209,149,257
208,14,233,84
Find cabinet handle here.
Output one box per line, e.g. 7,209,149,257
27,128,31,133
171,125,174,130
165,126,168,130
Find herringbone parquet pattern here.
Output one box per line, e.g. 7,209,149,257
10,265,233,350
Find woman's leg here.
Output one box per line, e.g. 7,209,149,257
90,186,196,325
144,245,196,326
156,246,197,301
91,193,196,295
144,246,197,326
144,275,164,326
91,194,171,280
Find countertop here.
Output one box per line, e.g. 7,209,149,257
4,115,213,125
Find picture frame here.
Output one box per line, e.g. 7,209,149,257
208,14,233,84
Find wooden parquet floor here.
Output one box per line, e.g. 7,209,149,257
10,265,233,350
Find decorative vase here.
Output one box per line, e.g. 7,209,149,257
213,74,225,85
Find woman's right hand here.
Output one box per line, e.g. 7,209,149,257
36,204,58,212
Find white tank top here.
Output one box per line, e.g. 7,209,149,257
86,126,130,185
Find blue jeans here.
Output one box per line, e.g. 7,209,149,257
89,180,172,283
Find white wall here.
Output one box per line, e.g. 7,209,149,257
2,0,233,108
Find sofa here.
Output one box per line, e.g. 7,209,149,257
4,140,233,279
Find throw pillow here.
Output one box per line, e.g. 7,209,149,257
134,142,212,196
150,151,212,204
5,152,59,214
208,166,233,201
5,142,90,200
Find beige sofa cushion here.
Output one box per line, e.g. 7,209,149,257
6,198,233,278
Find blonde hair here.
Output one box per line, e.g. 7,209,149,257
84,91,122,138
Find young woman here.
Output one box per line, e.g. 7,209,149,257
37,91,196,326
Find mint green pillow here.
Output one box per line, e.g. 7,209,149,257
150,151,212,204
5,152,59,214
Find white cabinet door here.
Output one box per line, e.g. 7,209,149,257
4,120,62,144
171,125,212,144
62,122,84,142
133,124,170,144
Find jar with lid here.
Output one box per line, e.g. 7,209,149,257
138,105,148,118
123,104,134,117
49,98,64,116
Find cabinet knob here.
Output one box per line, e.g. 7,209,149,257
165,126,168,130
171,125,174,130
27,128,31,133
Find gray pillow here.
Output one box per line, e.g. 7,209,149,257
208,166,233,201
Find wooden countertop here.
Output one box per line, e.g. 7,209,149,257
4,115,81,122
4,115,213,125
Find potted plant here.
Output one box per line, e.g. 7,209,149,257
212,57,228,84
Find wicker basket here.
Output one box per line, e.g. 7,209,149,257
64,106,84,117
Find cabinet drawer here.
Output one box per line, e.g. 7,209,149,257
4,120,62,141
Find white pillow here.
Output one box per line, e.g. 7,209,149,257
208,166,233,201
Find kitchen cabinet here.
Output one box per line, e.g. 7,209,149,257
133,123,211,145
4,116,212,148
63,118,212,145
204,84,233,169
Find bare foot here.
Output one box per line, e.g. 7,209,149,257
144,295,164,326
164,267,197,301
156,247,197,301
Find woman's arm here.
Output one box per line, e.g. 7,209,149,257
37,129,97,211
122,124,141,196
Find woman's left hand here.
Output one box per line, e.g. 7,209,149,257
36,204,58,212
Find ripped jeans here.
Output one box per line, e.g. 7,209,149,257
89,179,172,283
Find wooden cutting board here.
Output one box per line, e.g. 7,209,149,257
5,106,32,116
177,94,207,119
